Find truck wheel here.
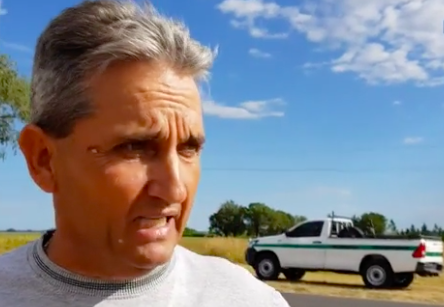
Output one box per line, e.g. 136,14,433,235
254,253,280,280
282,268,305,281
392,273,414,289
361,259,394,289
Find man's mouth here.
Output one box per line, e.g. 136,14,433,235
136,216,174,228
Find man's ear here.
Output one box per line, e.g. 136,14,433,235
18,124,56,193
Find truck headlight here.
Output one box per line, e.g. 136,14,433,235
249,239,259,247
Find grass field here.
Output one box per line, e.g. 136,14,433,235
1,233,443,304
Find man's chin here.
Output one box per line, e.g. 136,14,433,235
127,241,176,269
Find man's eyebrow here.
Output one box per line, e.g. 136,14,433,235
113,132,205,145
87,132,161,153
184,134,206,146
115,132,161,143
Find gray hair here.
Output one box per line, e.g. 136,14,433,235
31,0,215,138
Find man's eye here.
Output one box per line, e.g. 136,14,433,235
178,145,201,158
115,141,147,152
113,141,157,159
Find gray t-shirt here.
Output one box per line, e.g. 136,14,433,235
0,234,290,307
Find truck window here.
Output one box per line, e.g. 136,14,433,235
331,221,339,235
286,221,324,238
329,221,353,237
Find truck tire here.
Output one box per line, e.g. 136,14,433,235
282,268,305,281
361,259,394,289
254,253,281,281
392,273,414,289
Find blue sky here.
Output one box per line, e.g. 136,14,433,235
1,0,444,231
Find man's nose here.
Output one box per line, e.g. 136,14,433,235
147,153,187,204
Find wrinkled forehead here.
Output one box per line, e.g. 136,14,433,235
84,61,204,141
108,105,203,141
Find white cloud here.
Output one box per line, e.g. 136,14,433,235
248,48,272,58
217,0,444,87
0,41,33,53
0,2,31,54
202,98,285,119
230,19,288,39
403,136,424,145
392,100,401,105
218,0,288,38
0,0,7,16
302,61,329,69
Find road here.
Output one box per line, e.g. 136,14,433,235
281,293,442,307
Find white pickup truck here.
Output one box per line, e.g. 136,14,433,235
245,216,443,289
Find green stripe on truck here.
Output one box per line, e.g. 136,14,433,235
426,252,443,257
253,243,442,256
253,243,416,250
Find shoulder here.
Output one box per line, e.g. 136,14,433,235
0,242,30,274
175,246,290,307
175,245,254,281
0,242,37,294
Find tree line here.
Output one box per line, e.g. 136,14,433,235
4,201,444,241
198,200,444,240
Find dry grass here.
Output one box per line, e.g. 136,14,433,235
1,234,443,304
0,233,38,254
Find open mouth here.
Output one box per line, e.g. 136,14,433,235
136,216,174,228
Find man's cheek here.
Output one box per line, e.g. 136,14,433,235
103,162,145,184
181,160,200,180
106,168,148,201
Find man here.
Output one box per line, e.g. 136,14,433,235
0,1,290,306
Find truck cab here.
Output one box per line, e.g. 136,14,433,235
245,217,443,289
246,217,353,270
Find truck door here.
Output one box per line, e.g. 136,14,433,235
281,220,326,269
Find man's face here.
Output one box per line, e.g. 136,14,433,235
29,61,204,270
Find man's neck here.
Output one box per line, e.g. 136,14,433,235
45,229,153,281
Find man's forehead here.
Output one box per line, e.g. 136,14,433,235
89,61,202,120
114,107,202,133
87,105,204,143
73,61,205,145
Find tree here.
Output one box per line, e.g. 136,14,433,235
420,223,429,235
293,215,307,226
409,224,418,235
353,212,387,235
0,54,30,159
208,200,247,237
243,203,305,237
268,210,298,234
206,202,444,241
432,224,442,235
183,227,205,237
387,219,398,234
244,202,274,237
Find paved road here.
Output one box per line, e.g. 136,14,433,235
281,293,442,307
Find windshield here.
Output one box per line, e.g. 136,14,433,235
285,221,306,233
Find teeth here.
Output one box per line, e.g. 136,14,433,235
139,217,167,228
